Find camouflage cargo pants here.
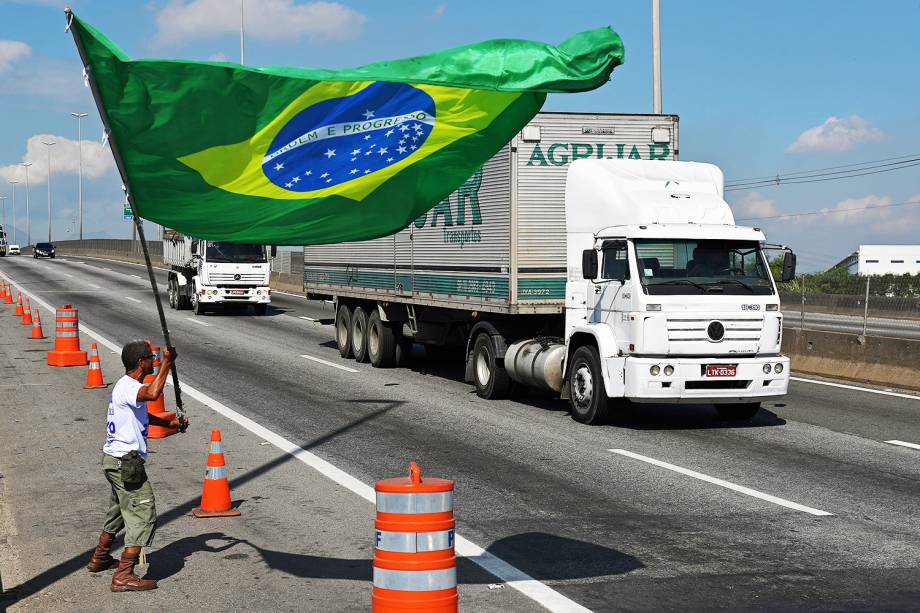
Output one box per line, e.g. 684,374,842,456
101,454,157,547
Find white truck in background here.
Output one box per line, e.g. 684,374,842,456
163,230,274,315
304,112,796,423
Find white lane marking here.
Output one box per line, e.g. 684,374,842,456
89,284,102,289
0,267,587,613
103,267,113,271
124,296,142,304
300,354,358,373
61,273,74,278
274,290,308,299
609,449,833,517
130,274,142,279
298,316,318,322
885,440,920,450
185,317,211,327
790,376,920,401
69,254,171,272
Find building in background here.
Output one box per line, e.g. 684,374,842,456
837,245,920,276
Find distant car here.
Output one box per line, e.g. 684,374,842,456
33,242,55,259
8,244,20,255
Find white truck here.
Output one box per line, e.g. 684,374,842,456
163,231,274,315
303,112,796,423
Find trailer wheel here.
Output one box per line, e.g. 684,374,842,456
351,306,370,362
472,333,511,400
567,345,609,425
716,402,761,421
336,304,353,358
367,310,396,368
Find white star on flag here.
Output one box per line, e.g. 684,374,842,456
364,170,370,174
385,129,394,137
285,182,293,188
304,170,312,176
378,147,388,155
397,146,407,154
320,172,329,178
292,176,300,183
274,163,284,171
411,145,417,150
363,109,375,120
399,124,409,132
351,149,361,155
324,148,336,159
326,178,332,183
365,150,373,156
387,157,394,162
351,157,357,162
350,168,359,175
364,134,372,140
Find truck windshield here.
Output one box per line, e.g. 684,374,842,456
634,239,774,295
205,242,266,263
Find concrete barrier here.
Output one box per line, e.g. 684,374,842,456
783,327,920,391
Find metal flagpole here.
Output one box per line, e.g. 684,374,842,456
64,7,186,424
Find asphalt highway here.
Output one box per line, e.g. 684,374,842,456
3,254,920,611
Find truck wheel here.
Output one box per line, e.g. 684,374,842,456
253,303,268,316
367,310,396,368
336,304,353,358
716,403,761,421
472,333,511,400
192,291,207,316
568,346,609,425
167,278,177,310
351,306,370,363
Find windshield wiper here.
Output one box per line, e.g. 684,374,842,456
648,279,708,291
704,279,755,292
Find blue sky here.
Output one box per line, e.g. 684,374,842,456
0,0,918,270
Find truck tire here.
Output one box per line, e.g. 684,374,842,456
567,345,609,425
472,332,511,400
192,291,207,316
716,402,761,421
351,306,370,363
367,310,396,368
253,303,268,316
167,277,178,310
336,304,353,358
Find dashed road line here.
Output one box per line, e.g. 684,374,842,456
185,317,211,327
130,274,143,279
300,354,359,373
89,284,102,289
298,316,318,322
885,440,920,451
0,265,589,613
790,376,920,401
609,449,833,516
124,296,142,303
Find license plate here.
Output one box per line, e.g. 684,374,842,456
705,364,737,377
229,290,246,296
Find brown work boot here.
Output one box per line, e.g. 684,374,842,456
111,546,157,592
86,531,119,572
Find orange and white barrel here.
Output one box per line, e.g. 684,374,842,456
373,462,457,612
47,304,88,366
143,344,177,439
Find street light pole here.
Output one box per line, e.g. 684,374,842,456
0,196,6,236
20,162,32,246
8,179,19,245
71,112,88,239
42,140,56,243
651,0,662,114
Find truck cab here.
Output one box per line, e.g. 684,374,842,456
561,159,794,423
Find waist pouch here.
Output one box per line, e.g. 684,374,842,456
120,451,147,486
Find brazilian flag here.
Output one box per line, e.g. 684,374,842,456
67,11,624,244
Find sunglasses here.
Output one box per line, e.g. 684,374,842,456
140,354,156,360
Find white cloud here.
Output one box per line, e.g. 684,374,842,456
0,134,117,185
154,0,366,47
866,194,920,234
819,194,891,225
786,115,884,153
0,40,31,71
730,191,779,220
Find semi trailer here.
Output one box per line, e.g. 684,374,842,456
163,230,274,315
304,112,796,423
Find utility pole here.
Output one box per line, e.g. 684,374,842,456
42,140,56,242
240,0,245,65
71,112,88,240
8,180,19,245
20,162,32,246
0,196,6,235
651,0,662,114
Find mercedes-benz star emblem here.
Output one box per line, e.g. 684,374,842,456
233,273,241,281
707,321,725,342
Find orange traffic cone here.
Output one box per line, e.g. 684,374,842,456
29,308,46,339
0,281,7,301
14,293,24,316
84,343,107,389
3,284,12,304
192,429,240,518
20,298,33,325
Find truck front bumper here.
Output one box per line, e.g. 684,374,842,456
623,355,789,404
198,286,271,304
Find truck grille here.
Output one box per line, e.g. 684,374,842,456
666,317,763,343
208,273,265,284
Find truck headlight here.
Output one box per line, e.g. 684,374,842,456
774,363,784,374
663,365,674,376
650,365,660,376
766,304,779,311
763,364,772,374
647,304,662,312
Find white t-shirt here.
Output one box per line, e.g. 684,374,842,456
102,375,149,461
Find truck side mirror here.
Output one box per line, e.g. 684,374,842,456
190,240,198,255
582,249,598,280
781,251,796,283
270,245,278,258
